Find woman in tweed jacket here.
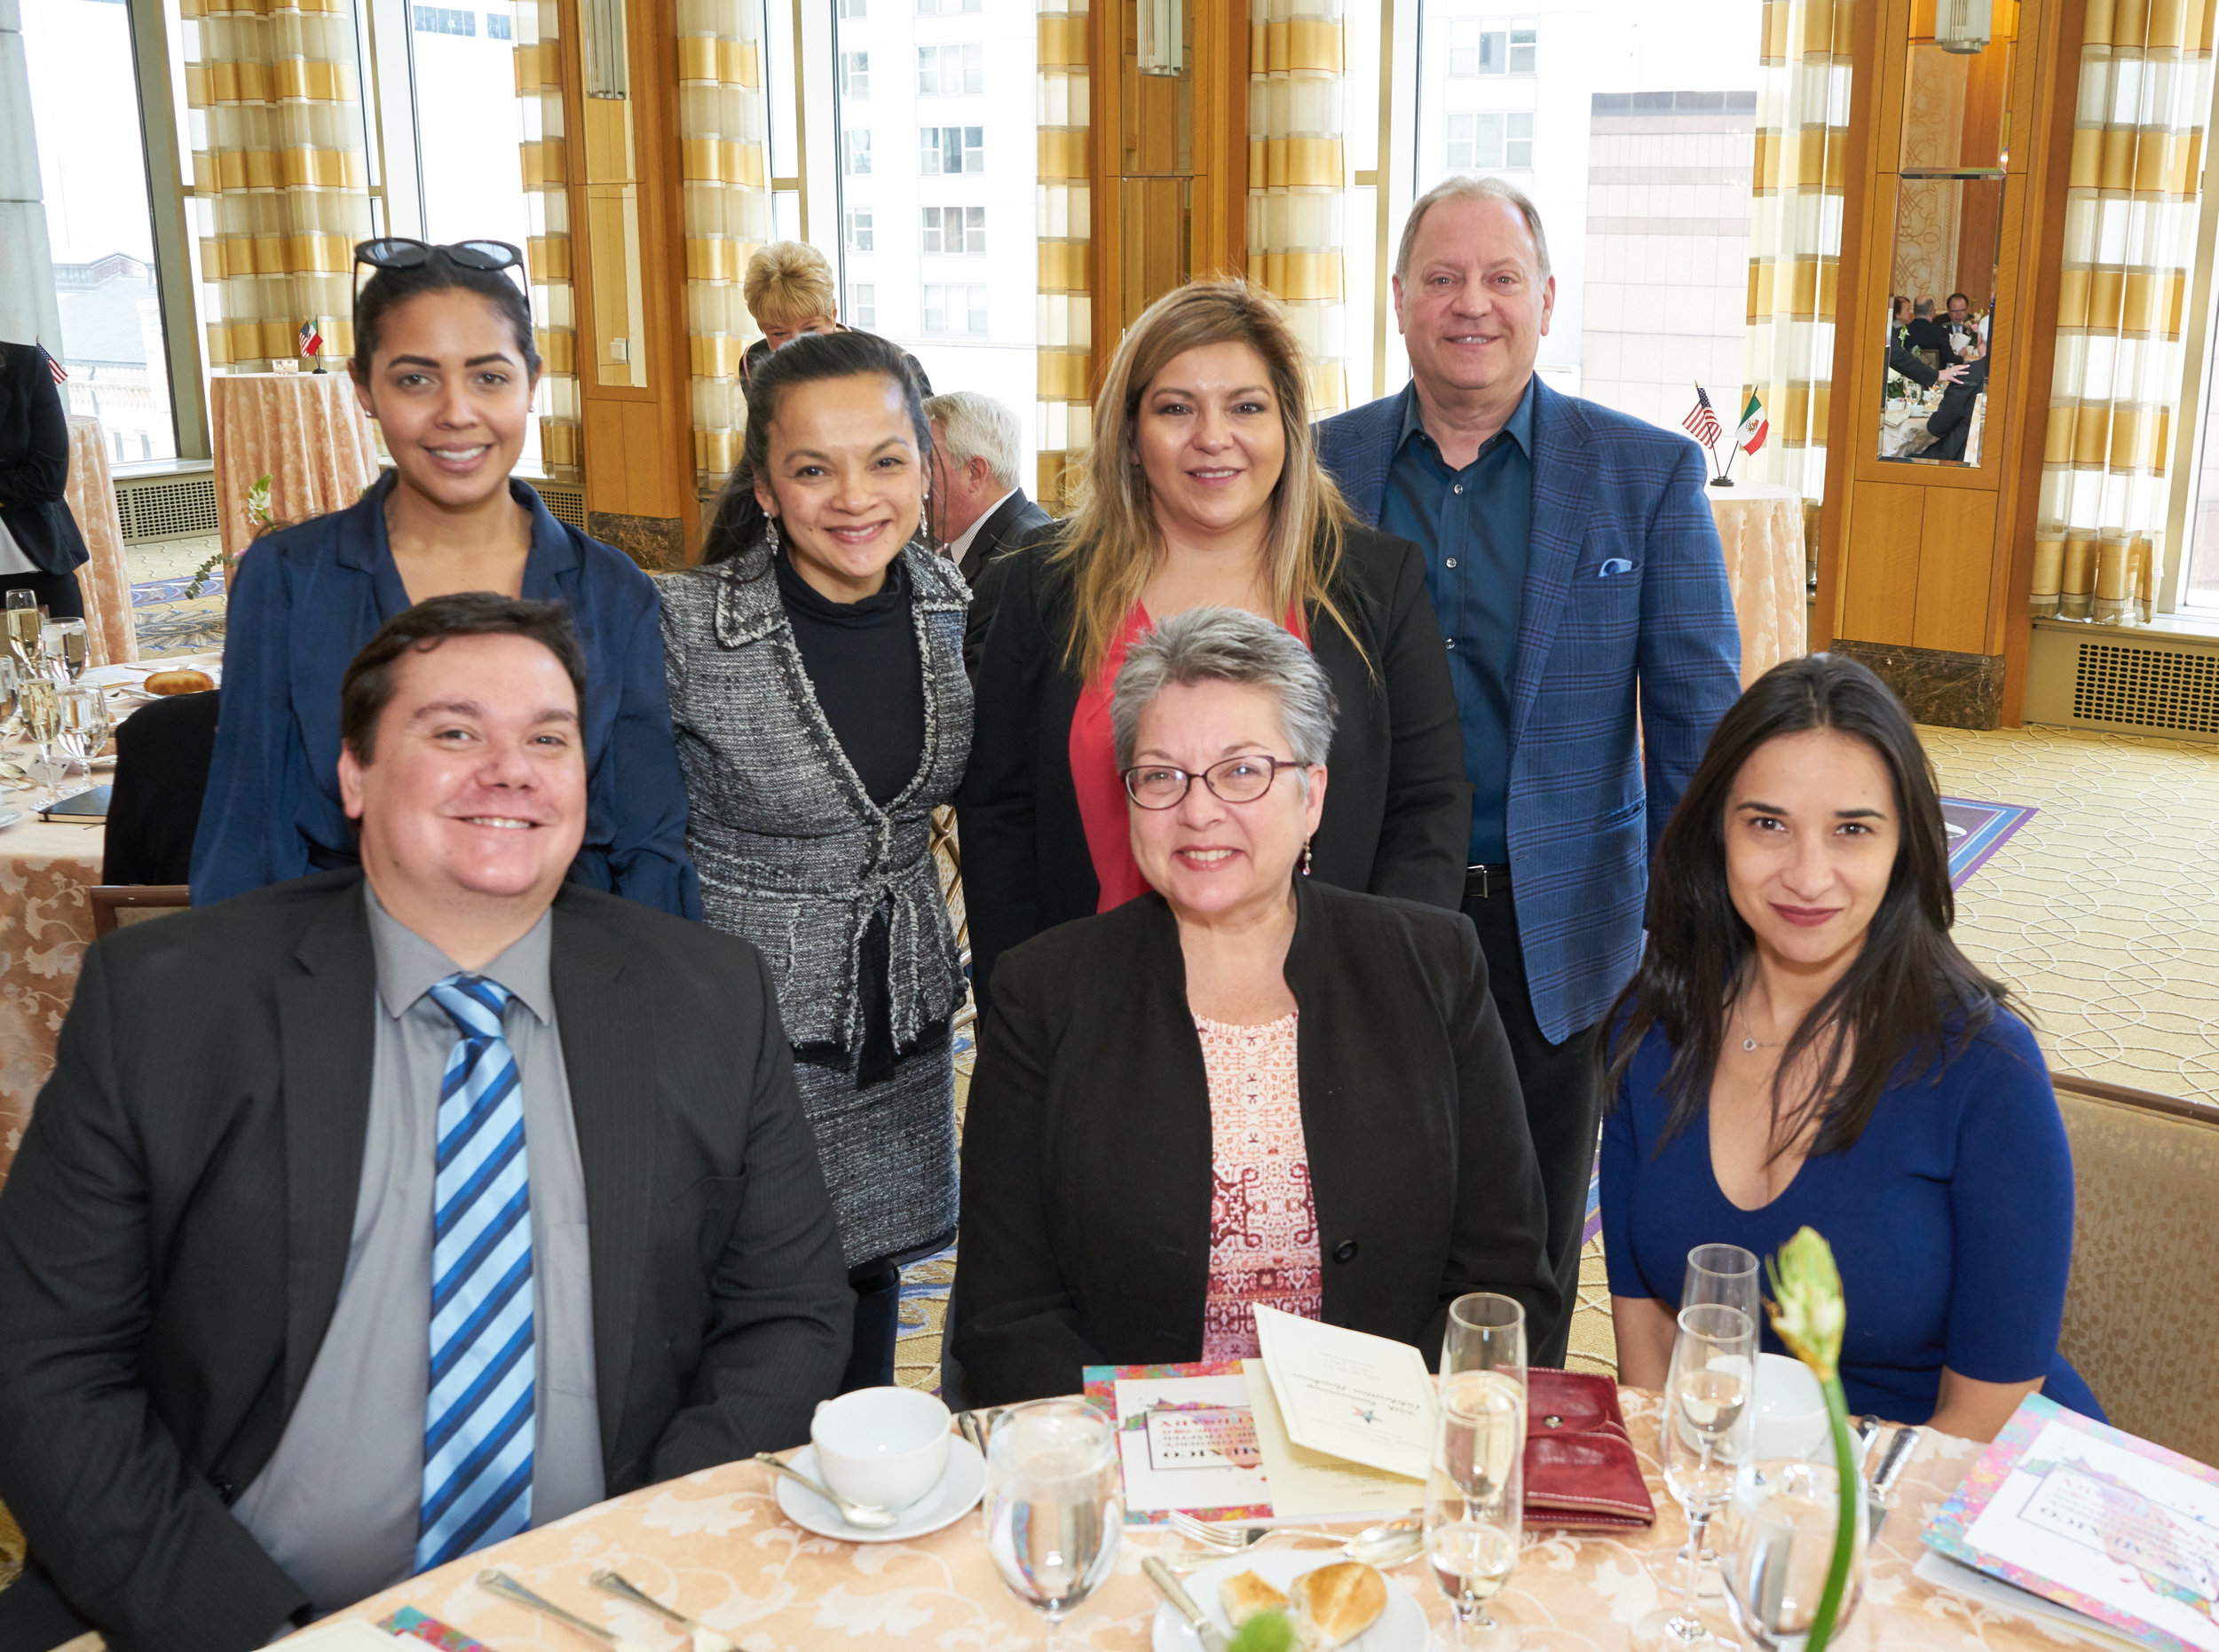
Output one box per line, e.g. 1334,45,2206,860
659,331,972,1390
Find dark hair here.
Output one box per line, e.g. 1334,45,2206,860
1947,292,1970,306
350,255,541,384
1601,652,2013,1157
700,328,932,565
340,591,587,762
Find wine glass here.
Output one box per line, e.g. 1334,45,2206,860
19,679,64,807
4,591,42,667
1427,1292,1526,1651
1634,1303,1757,1650
1717,1458,1870,1652
1677,1245,1760,1578
58,684,110,777
981,1397,1120,1648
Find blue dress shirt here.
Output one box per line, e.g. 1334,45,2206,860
1377,378,1536,864
190,474,701,917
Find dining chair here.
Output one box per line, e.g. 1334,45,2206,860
88,883,191,940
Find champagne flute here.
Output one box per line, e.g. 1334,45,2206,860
4,591,42,667
1717,1458,1870,1652
19,679,64,807
981,1397,1120,1648
1428,1292,1526,1651
1677,1244,1760,1579
1634,1304,1757,1651
0,652,20,739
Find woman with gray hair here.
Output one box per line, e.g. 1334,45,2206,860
950,605,1555,1405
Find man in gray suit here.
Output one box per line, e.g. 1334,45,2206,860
0,594,849,1652
927,390,1053,588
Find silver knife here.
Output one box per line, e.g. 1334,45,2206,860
1867,1426,1921,1538
1144,1554,1229,1652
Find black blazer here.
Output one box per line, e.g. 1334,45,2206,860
1926,356,1991,461
951,879,1557,1404
0,871,851,1652
102,688,221,885
1887,344,1940,390
954,486,1054,587
0,342,91,576
955,524,1473,1015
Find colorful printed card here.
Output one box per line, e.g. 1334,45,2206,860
377,1609,500,1652
1083,1359,1273,1526
1922,1394,2219,1652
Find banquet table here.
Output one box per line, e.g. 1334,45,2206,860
60,417,138,668
1705,482,1809,687
209,372,382,559
1880,399,1943,460
323,1393,2066,1652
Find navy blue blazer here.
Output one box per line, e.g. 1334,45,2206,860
1315,378,1741,1042
190,474,701,917
0,342,92,577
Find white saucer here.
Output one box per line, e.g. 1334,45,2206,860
0,809,22,830
772,1437,985,1543
1149,1549,1430,1652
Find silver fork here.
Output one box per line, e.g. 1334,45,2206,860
1167,1510,1359,1549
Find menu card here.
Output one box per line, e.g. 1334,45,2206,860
1082,1359,1273,1526
1921,1395,2219,1652
1252,1305,1438,1482
1243,1356,1425,1518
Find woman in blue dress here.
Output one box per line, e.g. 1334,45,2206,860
190,240,698,915
1600,652,2097,1441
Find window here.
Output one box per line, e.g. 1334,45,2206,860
841,51,870,98
486,11,511,39
919,124,985,173
1509,27,1536,72
917,43,984,96
846,209,875,252
412,4,477,36
921,283,989,335
1444,112,1532,171
849,282,877,328
920,204,986,254
840,0,868,16
918,0,983,13
846,130,873,174
1446,20,1535,76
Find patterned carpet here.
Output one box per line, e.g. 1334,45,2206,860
125,537,228,657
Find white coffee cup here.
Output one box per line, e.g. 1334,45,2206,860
1753,1351,1830,1461
811,1386,952,1513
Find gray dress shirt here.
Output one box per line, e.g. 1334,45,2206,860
233,888,604,1614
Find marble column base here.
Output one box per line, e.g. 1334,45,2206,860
587,511,687,572
1829,637,2004,730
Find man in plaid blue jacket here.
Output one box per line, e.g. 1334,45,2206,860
1316,177,1741,1365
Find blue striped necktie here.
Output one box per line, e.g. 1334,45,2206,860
415,972,535,1572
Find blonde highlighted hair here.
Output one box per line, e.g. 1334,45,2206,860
1053,278,1359,682
743,241,839,329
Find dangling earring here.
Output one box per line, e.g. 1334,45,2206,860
764,517,782,556
1300,838,1314,876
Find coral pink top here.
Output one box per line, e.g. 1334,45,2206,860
1195,1011,1322,1361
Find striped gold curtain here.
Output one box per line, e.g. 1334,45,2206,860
1741,0,1852,499
179,0,372,370
1038,0,1092,510
1247,0,1346,414
513,0,579,475
2033,0,2216,622
678,0,770,487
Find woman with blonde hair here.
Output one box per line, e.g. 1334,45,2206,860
739,240,931,395
958,278,1469,1014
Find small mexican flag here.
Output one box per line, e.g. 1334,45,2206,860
1734,391,1769,455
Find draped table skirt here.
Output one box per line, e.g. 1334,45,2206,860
1708,481,1810,687
209,372,382,559
61,417,137,668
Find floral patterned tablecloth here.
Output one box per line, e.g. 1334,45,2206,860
328,1393,2073,1652
0,811,105,1182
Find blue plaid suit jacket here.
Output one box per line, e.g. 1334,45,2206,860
1315,378,1741,1042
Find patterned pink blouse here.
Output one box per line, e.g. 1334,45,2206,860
1196,1011,1323,1361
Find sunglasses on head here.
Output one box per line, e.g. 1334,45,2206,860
354,237,525,274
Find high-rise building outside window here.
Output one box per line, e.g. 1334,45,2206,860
918,125,986,175
920,205,986,255
841,51,870,98
847,209,876,252
849,282,877,329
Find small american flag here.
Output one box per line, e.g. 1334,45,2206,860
1682,385,1723,448
299,318,323,360
44,348,67,385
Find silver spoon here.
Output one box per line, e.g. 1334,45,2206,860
752,1450,899,1529
588,1569,739,1652
478,1569,657,1652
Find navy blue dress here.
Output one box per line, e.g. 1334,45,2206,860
190,474,701,917
1600,1009,2102,1424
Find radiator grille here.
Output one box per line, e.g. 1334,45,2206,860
537,485,585,528
114,475,221,542
2072,641,2219,735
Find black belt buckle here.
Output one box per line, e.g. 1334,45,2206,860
1465,863,1511,899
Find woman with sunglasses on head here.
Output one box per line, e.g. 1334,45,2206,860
658,329,971,1391
190,238,699,915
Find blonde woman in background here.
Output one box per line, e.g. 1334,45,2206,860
956,277,1472,1016
739,241,932,396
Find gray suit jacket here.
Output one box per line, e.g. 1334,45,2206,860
0,872,850,1652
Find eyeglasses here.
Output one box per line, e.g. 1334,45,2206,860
1122,755,1303,810
353,237,525,275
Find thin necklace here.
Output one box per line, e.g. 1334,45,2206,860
1734,998,1786,1054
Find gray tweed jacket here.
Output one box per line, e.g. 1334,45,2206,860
656,541,974,1055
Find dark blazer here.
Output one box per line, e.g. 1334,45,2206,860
951,878,1557,1404
955,523,1473,1016
1315,378,1742,1042
0,871,850,1652
1926,356,1991,461
0,342,91,577
188,472,700,917
961,510,1059,679
1888,344,1941,390
102,688,221,885
954,486,1054,587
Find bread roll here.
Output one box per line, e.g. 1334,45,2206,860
145,668,215,696
1220,1569,1290,1627
1290,1561,1388,1647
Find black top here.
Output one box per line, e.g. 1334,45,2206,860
1926,355,1992,462
776,551,925,809
0,341,92,577
955,523,1474,1017
103,689,222,886
950,877,1558,1405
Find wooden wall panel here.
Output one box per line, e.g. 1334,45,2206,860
1840,481,1927,643
1914,487,1999,652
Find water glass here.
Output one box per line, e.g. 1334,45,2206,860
59,684,110,769
1676,1245,1760,1572
1718,1458,1869,1652
1635,1304,1757,1651
1428,1292,1526,1651
981,1397,1120,1648
19,679,64,806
